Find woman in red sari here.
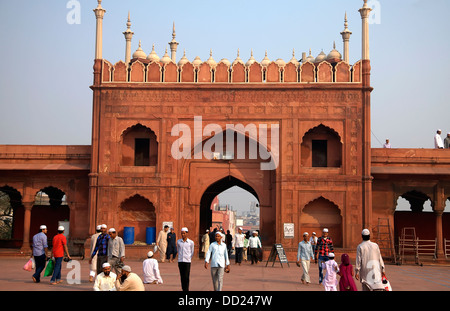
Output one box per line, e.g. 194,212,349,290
338,253,357,291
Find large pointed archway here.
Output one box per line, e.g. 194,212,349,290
181,126,278,252
200,176,260,236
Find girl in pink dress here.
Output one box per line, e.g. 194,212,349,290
338,253,357,291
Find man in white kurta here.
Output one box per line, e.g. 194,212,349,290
93,263,117,291
156,225,169,262
355,229,386,291
232,228,245,265
89,225,102,282
143,251,163,284
435,130,444,149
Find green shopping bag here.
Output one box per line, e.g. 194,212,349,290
44,259,54,277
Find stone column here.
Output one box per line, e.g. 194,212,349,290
435,210,445,258
123,12,134,64
20,202,34,254
359,0,372,61
93,0,106,60
434,185,445,258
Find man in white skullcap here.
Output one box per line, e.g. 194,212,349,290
355,229,386,291
248,231,262,265
233,227,245,265
176,227,195,291
205,231,230,291
90,224,110,277
93,262,117,291
297,232,314,285
444,132,450,149
89,225,103,282
50,225,71,285
435,129,444,149
107,228,125,275
143,251,163,284
31,225,48,283
314,228,334,285
116,265,145,291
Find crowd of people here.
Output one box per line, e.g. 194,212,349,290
28,223,388,292
296,228,387,291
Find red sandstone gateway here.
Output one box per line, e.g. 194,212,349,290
0,1,449,263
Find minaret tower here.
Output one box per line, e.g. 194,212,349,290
340,12,352,63
93,0,106,60
123,12,134,64
168,22,179,63
359,0,372,60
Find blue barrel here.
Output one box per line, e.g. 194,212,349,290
123,227,135,245
146,227,156,244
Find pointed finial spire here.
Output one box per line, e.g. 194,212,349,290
237,48,240,57
333,41,336,49
172,22,176,40
344,11,349,30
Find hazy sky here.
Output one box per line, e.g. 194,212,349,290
1,1,449,211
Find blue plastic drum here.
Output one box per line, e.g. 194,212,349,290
123,227,135,245
146,227,156,244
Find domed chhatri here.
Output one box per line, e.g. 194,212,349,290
147,44,160,62
132,40,147,60
327,42,342,62
315,50,327,64
160,48,172,64
261,51,270,67
178,49,189,66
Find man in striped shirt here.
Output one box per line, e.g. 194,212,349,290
314,228,334,285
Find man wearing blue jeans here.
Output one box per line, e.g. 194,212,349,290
50,226,71,285
31,225,49,283
314,228,334,285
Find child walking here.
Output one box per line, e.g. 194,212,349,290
321,252,339,291
338,253,357,291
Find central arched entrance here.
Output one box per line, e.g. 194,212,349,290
200,176,260,235
181,127,278,252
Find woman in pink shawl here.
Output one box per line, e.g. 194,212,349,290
338,253,357,291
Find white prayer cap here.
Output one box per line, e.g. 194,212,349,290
303,232,309,236
181,227,188,232
96,225,102,230
206,229,209,232
362,229,371,236
58,226,64,231
215,231,223,236
328,252,335,258
108,228,116,233
147,251,154,258
122,265,132,272
101,224,107,229
323,228,329,233
252,231,258,235
40,225,47,230
102,262,111,268
239,227,243,230
312,232,316,235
